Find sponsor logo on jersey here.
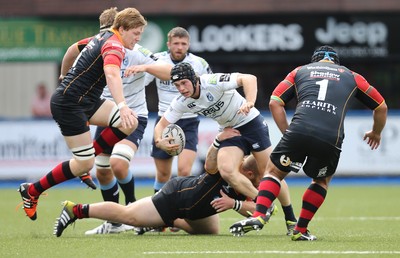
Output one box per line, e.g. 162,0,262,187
187,102,196,108
207,74,218,85
200,101,224,116
301,100,337,115
310,71,340,81
219,74,231,82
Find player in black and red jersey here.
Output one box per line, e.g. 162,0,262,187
18,8,147,221
230,45,388,241
53,128,276,237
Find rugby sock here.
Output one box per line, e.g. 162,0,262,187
93,127,128,156
282,204,297,222
153,180,166,193
295,183,327,233
253,176,281,217
117,171,136,205
29,161,74,197
73,204,89,219
100,177,119,203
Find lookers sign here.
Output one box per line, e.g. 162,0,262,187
178,13,398,60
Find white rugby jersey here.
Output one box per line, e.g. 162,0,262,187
102,44,158,118
164,73,260,129
145,52,212,119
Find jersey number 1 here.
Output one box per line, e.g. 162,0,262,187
316,79,329,101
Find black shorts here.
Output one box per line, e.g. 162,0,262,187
151,116,200,159
151,173,226,226
94,116,148,154
220,115,272,155
270,131,341,179
51,89,105,136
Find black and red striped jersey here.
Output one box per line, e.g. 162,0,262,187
59,29,125,104
271,61,385,147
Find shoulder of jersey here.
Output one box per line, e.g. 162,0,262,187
187,53,209,68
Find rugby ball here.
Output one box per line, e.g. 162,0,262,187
161,124,186,156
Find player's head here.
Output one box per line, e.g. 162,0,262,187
171,62,198,92
240,155,262,188
311,45,340,65
167,27,190,61
99,7,118,32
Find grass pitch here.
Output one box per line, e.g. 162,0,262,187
2,181,400,258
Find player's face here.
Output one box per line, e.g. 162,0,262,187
173,79,194,97
168,36,190,61
120,26,144,50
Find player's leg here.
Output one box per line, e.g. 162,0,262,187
218,146,258,199
175,117,199,177
90,99,136,155
54,197,165,237
177,149,196,176
174,215,220,234
277,179,297,235
153,157,173,193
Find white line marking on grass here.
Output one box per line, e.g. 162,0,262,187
221,216,400,222
143,250,400,255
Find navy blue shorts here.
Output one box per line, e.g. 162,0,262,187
220,115,272,155
94,116,148,155
270,131,341,179
151,117,199,159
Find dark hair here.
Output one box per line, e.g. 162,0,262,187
170,62,197,86
311,45,340,65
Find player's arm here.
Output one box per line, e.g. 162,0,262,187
353,72,388,150
124,62,172,81
269,98,289,134
236,73,257,115
59,43,80,81
211,189,255,217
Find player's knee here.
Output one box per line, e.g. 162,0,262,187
177,166,191,177
71,144,95,172
110,144,134,175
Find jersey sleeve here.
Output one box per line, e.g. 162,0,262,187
270,67,300,104
353,72,385,110
76,37,92,52
208,73,239,91
101,37,125,68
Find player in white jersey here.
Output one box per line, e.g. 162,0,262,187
154,62,271,200
86,44,172,235
145,27,212,193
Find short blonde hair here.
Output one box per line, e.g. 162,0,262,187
99,7,118,31
167,27,190,42
112,7,147,30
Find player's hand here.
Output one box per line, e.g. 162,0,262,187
363,130,381,150
156,136,180,153
210,190,235,213
237,101,254,115
79,173,97,190
119,106,138,129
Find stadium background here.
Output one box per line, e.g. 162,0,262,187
0,0,399,180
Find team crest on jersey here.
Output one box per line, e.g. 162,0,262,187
206,92,214,101
338,68,345,73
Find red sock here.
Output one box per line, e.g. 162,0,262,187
253,177,281,217
29,161,74,197
73,204,90,219
93,127,128,155
295,183,327,233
